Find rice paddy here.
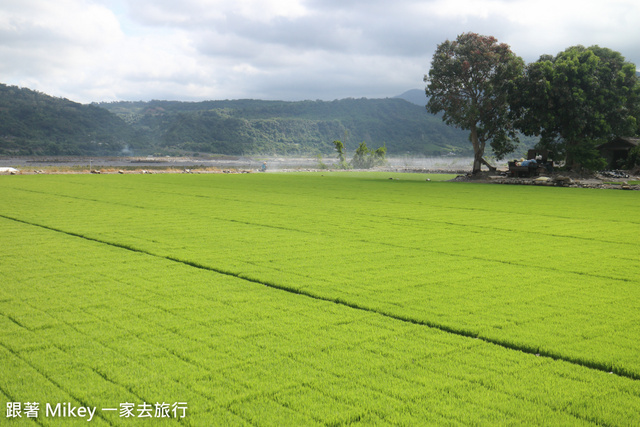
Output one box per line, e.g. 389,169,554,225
1,172,639,425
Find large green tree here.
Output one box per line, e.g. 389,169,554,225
425,32,524,173
511,45,640,170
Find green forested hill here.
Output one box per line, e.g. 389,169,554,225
99,97,471,156
0,84,138,155
0,82,472,156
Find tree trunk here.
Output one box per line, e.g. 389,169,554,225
480,157,497,172
565,140,577,171
473,152,483,174
470,126,482,174
470,126,496,173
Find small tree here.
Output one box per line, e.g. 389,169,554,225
351,142,371,169
425,33,524,173
315,153,328,169
351,142,387,169
332,140,349,169
373,145,387,165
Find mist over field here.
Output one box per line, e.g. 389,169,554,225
0,155,511,174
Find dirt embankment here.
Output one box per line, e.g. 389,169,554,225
450,170,640,190
2,156,639,190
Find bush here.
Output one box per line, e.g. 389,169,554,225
565,142,607,171
316,153,328,169
351,142,387,169
625,145,640,169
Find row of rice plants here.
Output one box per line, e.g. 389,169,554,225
2,215,640,424
1,173,639,379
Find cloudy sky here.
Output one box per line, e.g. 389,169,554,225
1,0,639,104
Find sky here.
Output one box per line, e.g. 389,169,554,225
1,0,639,104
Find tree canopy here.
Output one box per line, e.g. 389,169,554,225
511,45,640,170
425,32,524,173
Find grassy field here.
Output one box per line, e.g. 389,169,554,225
1,172,639,425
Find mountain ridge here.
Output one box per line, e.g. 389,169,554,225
0,83,471,156
98,96,471,156
394,89,427,106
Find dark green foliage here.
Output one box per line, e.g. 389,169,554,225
626,145,640,169
0,84,138,155
160,111,257,155
565,140,608,171
0,82,472,157
101,98,471,156
512,45,640,170
425,33,524,173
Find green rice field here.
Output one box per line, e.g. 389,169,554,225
1,171,639,425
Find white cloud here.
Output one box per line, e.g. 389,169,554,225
1,0,638,103
0,0,123,97
424,0,640,63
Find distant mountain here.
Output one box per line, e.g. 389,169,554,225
394,89,427,107
0,84,137,155
99,97,471,156
0,82,472,157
